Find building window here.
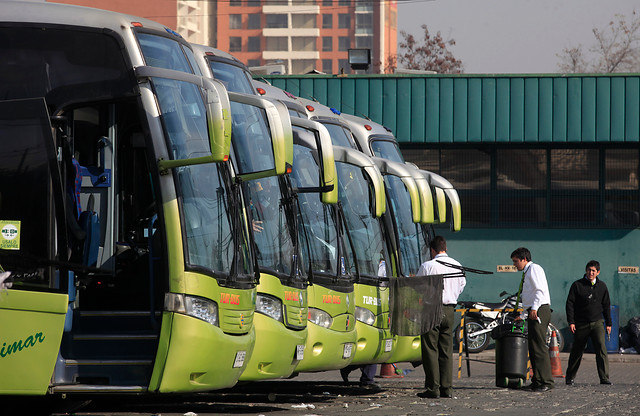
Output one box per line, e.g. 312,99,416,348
355,13,373,35
338,0,350,6
338,36,350,51
229,14,242,30
355,35,372,49
322,36,332,51
247,59,262,67
247,0,261,6
265,37,288,51
322,14,332,29
292,14,317,28
230,0,241,6
322,59,333,74
266,14,288,28
248,14,261,29
338,14,350,29
323,0,332,5
265,0,288,4
292,37,317,51
248,36,261,51
229,37,242,52
402,146,640,229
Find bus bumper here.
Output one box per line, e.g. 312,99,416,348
153,312,255,393
239,312,307,380
295,322,357,372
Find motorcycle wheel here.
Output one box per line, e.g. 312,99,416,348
546,323,565,351
455,319,490,353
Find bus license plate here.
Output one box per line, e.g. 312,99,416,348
343,343,353,358
233,350,246,368
384,339,393,352
296,344,305,360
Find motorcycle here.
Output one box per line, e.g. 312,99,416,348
455,291,564,353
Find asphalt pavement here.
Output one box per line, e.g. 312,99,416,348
61,351,640,416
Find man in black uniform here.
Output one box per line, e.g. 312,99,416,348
565,260,612,385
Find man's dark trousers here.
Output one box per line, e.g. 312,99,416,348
421,305,454,396
529,304,554,388
566,319,609,382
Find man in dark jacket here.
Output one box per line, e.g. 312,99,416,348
565,260,612,385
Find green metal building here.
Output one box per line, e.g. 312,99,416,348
261,73,640,346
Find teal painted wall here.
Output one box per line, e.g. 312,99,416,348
440,227,640,334
260,74,640,144
259,73,640,339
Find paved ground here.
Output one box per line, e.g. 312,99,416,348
50,351,640,416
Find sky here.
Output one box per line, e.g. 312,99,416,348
397,0,639,74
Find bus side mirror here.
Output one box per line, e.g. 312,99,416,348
373,157,421,224
228,92,293,180
408,168,435,224
333,146,385,218
290,118,337,204
203,79,232,163
364,165,385,218
417,168,462,232
134,66,232,172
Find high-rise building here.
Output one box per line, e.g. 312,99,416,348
217,0,397,74
49,0,397,74
50,0,213,46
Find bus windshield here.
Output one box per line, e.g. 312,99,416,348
291,143,352,280
138,33,254,280
208,60,254,94
384,175,429,276
245,176,305,282
178,164,253,277
370,139,405,163
322,122,357,149
336,162,389,279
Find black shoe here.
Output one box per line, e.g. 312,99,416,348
566,379,574,385
522,384,538,391
417,390,439,399
600,379,612,385
533,385,552,392
360,382,382,391
340,368,349,383
440,390,452,398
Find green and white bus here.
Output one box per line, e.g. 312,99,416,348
340,113,461,363
299,101,436,364
0,2,288,396
193,46,309,381
252,81,359,373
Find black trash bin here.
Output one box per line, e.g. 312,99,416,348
492,323,528,388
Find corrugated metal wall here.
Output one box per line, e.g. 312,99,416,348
260,74,640,144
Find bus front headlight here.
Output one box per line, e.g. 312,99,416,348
355,306,376,325
165,293,219,327
308,307,332,328
255,293,283,322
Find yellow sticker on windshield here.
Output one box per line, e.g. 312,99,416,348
0,220,21,250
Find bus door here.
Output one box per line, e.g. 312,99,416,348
0,98,68,395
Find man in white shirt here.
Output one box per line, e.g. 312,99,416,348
417,236,466,399
511,247,554,392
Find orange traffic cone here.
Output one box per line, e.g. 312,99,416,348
379,363,404,378
549,330,564,378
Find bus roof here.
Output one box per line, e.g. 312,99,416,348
0,1,169,34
